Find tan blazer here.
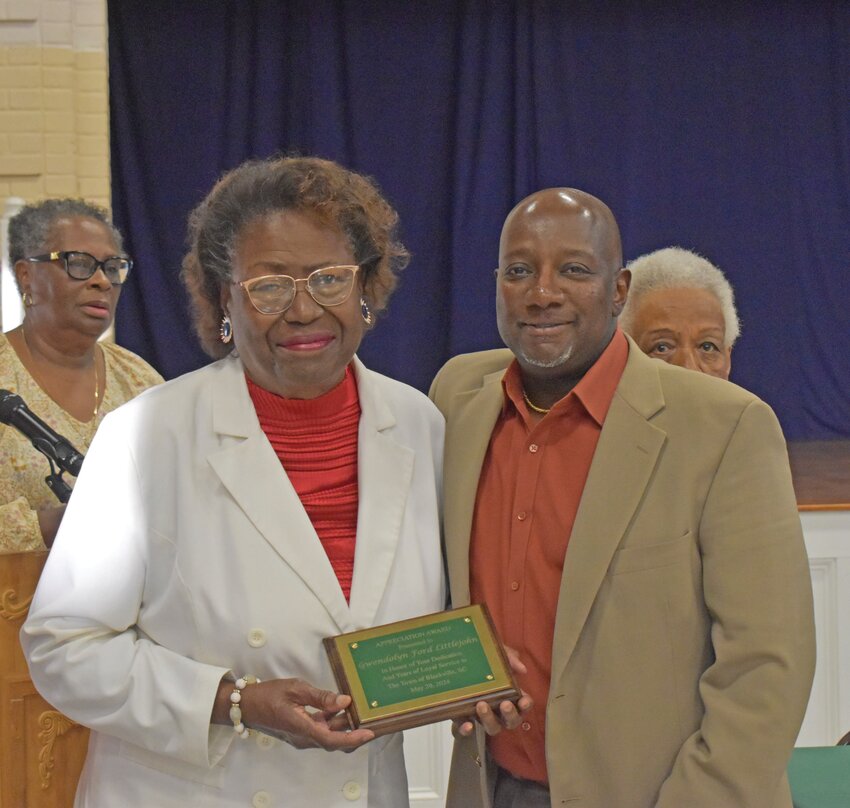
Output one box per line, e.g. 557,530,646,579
429,339,815,808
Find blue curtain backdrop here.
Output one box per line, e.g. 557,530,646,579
107,0,850,440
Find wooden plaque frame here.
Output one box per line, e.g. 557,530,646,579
323,604,520,736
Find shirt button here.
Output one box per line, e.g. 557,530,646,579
510,581,520,591
342,781,362,800
517,511,527,521
252,791,272,808
247,628,267,648
529,444,539,453
521,721,531,731
256,733,275,749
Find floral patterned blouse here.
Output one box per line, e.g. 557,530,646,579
0,333,163,552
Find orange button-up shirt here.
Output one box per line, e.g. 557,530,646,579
469,330,628,784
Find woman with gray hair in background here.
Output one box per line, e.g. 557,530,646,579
620,246,740,380
1,199,162,552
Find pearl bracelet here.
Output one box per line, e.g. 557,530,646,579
229,675,261,738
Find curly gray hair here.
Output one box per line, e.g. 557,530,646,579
621,247,740,346
8,198,124,292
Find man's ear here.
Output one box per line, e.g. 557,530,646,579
612,268,631,315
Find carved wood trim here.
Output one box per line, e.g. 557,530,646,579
0,587,33,622
37,709,80,790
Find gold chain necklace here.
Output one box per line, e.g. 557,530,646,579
21,326,100,418
522,390,551,415
92,349,100,417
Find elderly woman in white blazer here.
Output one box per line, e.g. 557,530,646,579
22,156,445,807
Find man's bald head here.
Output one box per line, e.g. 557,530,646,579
500,188,623,275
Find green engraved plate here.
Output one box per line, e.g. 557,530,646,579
323,604,520,736
353,615,492,707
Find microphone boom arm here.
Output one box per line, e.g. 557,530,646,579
0,389,83,503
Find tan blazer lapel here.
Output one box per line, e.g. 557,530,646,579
206,362,351,633
550,345,667,682
443,368,505,606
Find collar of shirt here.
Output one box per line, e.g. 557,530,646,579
501,328,630,430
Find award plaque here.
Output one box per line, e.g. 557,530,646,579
323,604,520,736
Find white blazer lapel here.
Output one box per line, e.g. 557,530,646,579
346,359,414,629
205,360,351,632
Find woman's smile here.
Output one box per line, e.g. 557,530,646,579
277,331,336,351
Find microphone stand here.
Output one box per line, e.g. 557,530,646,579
37,449,73,504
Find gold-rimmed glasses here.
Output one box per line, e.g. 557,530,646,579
234,264,360,314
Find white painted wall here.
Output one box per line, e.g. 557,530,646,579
797,510,850,747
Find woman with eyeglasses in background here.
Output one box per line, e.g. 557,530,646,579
22,157,445,807
1,199,162,552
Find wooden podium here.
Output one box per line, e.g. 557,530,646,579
0,551,88,807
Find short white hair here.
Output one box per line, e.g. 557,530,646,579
620,247,740,346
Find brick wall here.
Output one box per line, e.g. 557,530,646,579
0,0,110,208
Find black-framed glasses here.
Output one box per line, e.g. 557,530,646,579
25,251,132,285
235,264,360,314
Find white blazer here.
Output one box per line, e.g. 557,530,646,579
22,355,446,808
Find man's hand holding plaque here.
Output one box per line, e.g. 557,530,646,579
323,604,530,736
453,646,533,738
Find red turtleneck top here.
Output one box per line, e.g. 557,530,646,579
247,367,360,600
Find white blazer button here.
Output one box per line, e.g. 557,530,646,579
247,628,267,648
342,781,362,800
256,733,275,749
252,791,271,807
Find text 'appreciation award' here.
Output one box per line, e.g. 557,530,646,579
323,604,520,735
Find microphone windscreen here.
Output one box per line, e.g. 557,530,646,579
0,389,23,424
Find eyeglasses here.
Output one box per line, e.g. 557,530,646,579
25,251,132,285
235,264,360,314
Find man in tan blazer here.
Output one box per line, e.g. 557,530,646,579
429,188,815,808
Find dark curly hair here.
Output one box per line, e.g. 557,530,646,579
181,155,410,358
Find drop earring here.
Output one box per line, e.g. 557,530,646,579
360,297,373,326
220,314,233,344
22,291,33,307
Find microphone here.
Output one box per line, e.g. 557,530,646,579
0,389,85,477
